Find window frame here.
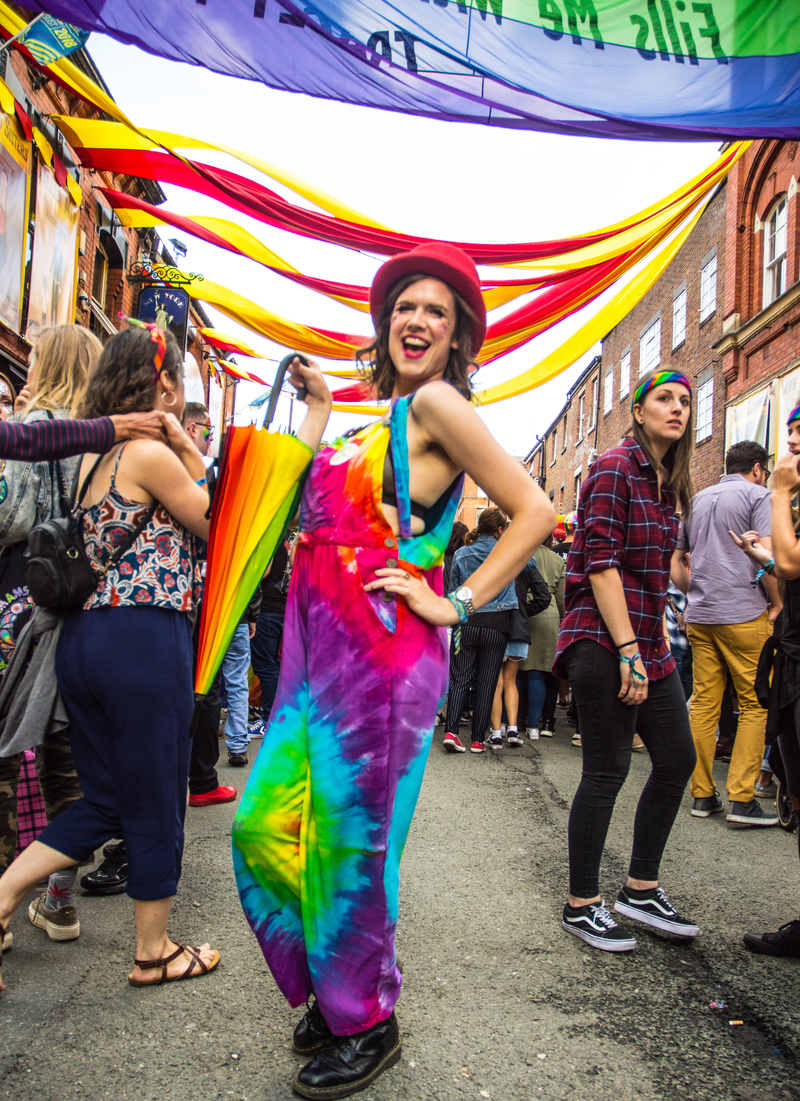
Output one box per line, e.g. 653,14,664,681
700,250,717,323
672,283,687,350
577,392,585,442
604,368,614,416
695,368,714,443
639,315,662,377
763,196,788,309
620,349,631,399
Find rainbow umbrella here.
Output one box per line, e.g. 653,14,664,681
195,424,313,696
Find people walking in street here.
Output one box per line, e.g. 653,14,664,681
555,368,700,953
443,508,517,753
247,540,290,738
232,242,555,1100
0,326,103,942
675,441,780,827
732,408,800,956
183,401,237,808
520,532,565,739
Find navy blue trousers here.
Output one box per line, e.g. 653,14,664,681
39,607,193,900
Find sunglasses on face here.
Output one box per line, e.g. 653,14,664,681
200,424,213,441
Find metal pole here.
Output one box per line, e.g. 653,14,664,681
0,14,45,55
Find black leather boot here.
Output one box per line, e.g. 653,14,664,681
80,841,128,895
293,1011,401,1099
293,997,336,1054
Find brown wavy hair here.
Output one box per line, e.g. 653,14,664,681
465,506,508,545
356,273,477,400
80,327,182,418
27,325,102,417
631,366,695,517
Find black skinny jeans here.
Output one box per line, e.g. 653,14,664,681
445,625,507,741
564,640,696,898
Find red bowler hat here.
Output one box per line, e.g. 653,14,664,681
370,242,486,356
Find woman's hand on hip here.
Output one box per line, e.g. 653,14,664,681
365,567,459,626
618,643,648,706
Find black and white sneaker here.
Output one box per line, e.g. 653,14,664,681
614,886,700,937
562,901,637,952
727,799,779,827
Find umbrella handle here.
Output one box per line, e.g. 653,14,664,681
262,353,309,429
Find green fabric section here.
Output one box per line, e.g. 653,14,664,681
466,0,798,59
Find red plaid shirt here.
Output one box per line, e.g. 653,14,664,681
553,438,679,681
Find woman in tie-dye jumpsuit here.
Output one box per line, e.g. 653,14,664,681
233,243,556,1100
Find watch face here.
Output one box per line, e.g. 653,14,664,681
456,587,472,602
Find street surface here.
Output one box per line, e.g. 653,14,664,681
1,712,798,1101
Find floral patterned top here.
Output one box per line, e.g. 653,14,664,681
80,444,201,614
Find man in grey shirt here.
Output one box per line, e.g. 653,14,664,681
673,441,779,827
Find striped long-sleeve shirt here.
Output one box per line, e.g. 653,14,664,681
0,416,114,461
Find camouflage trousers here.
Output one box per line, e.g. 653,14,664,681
0,727,81,874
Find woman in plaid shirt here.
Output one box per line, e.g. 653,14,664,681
555,368,699,952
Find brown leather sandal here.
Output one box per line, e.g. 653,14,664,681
128,943,220,987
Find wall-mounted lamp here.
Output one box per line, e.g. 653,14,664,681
77,293,90,313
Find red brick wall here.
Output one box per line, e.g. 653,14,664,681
595,183,728,494
720,140,800,415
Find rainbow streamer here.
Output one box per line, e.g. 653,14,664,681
195,426,313,696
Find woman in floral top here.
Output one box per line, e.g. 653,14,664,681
0,325,329,992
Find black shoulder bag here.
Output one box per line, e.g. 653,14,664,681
26,453,156,614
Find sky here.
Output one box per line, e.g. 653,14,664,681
86,34,720,456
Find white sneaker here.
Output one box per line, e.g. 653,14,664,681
527,727,540,740
486,731,504,750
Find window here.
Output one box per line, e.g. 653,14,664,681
672,287,687,349
577,392,585,441
561,416,567,452
620,351,630,398
92,246,108,310
574,473,581,505
588,377,598,429
549,431,557,466
763,197,788,308
604,369,613,415
700,254,717,321
696,372,714,443
639,318,661,377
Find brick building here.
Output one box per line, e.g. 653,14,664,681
716,140,800,462
528,181,729,502
526,355,602,516
0,40,235,442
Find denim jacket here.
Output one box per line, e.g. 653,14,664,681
448,536,518,612
0,409,78,546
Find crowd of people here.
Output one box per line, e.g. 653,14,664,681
0,242,796,1100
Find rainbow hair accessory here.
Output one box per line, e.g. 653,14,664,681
787,406,800,426
631,371,692,411
118,314,167,380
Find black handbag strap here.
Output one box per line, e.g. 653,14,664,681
70,445,157,577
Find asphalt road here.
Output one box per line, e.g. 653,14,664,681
1,713,798,1101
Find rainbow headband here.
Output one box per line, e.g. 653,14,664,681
118,314,167,380
631,372,692,411
787,406,800,426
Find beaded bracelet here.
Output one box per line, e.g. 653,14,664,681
751,559,775,588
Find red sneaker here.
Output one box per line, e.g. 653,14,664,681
443,732,466,753
470,741,485,754
189,785,237,807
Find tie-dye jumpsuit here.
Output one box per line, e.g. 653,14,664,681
232,394,463,1036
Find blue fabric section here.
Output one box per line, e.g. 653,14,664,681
221,621,252,754
30,2,800,138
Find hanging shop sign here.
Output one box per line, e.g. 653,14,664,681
26,160,78,336
0,111,30,335
137,284,190,356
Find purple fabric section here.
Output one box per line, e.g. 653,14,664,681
26,1,800,139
